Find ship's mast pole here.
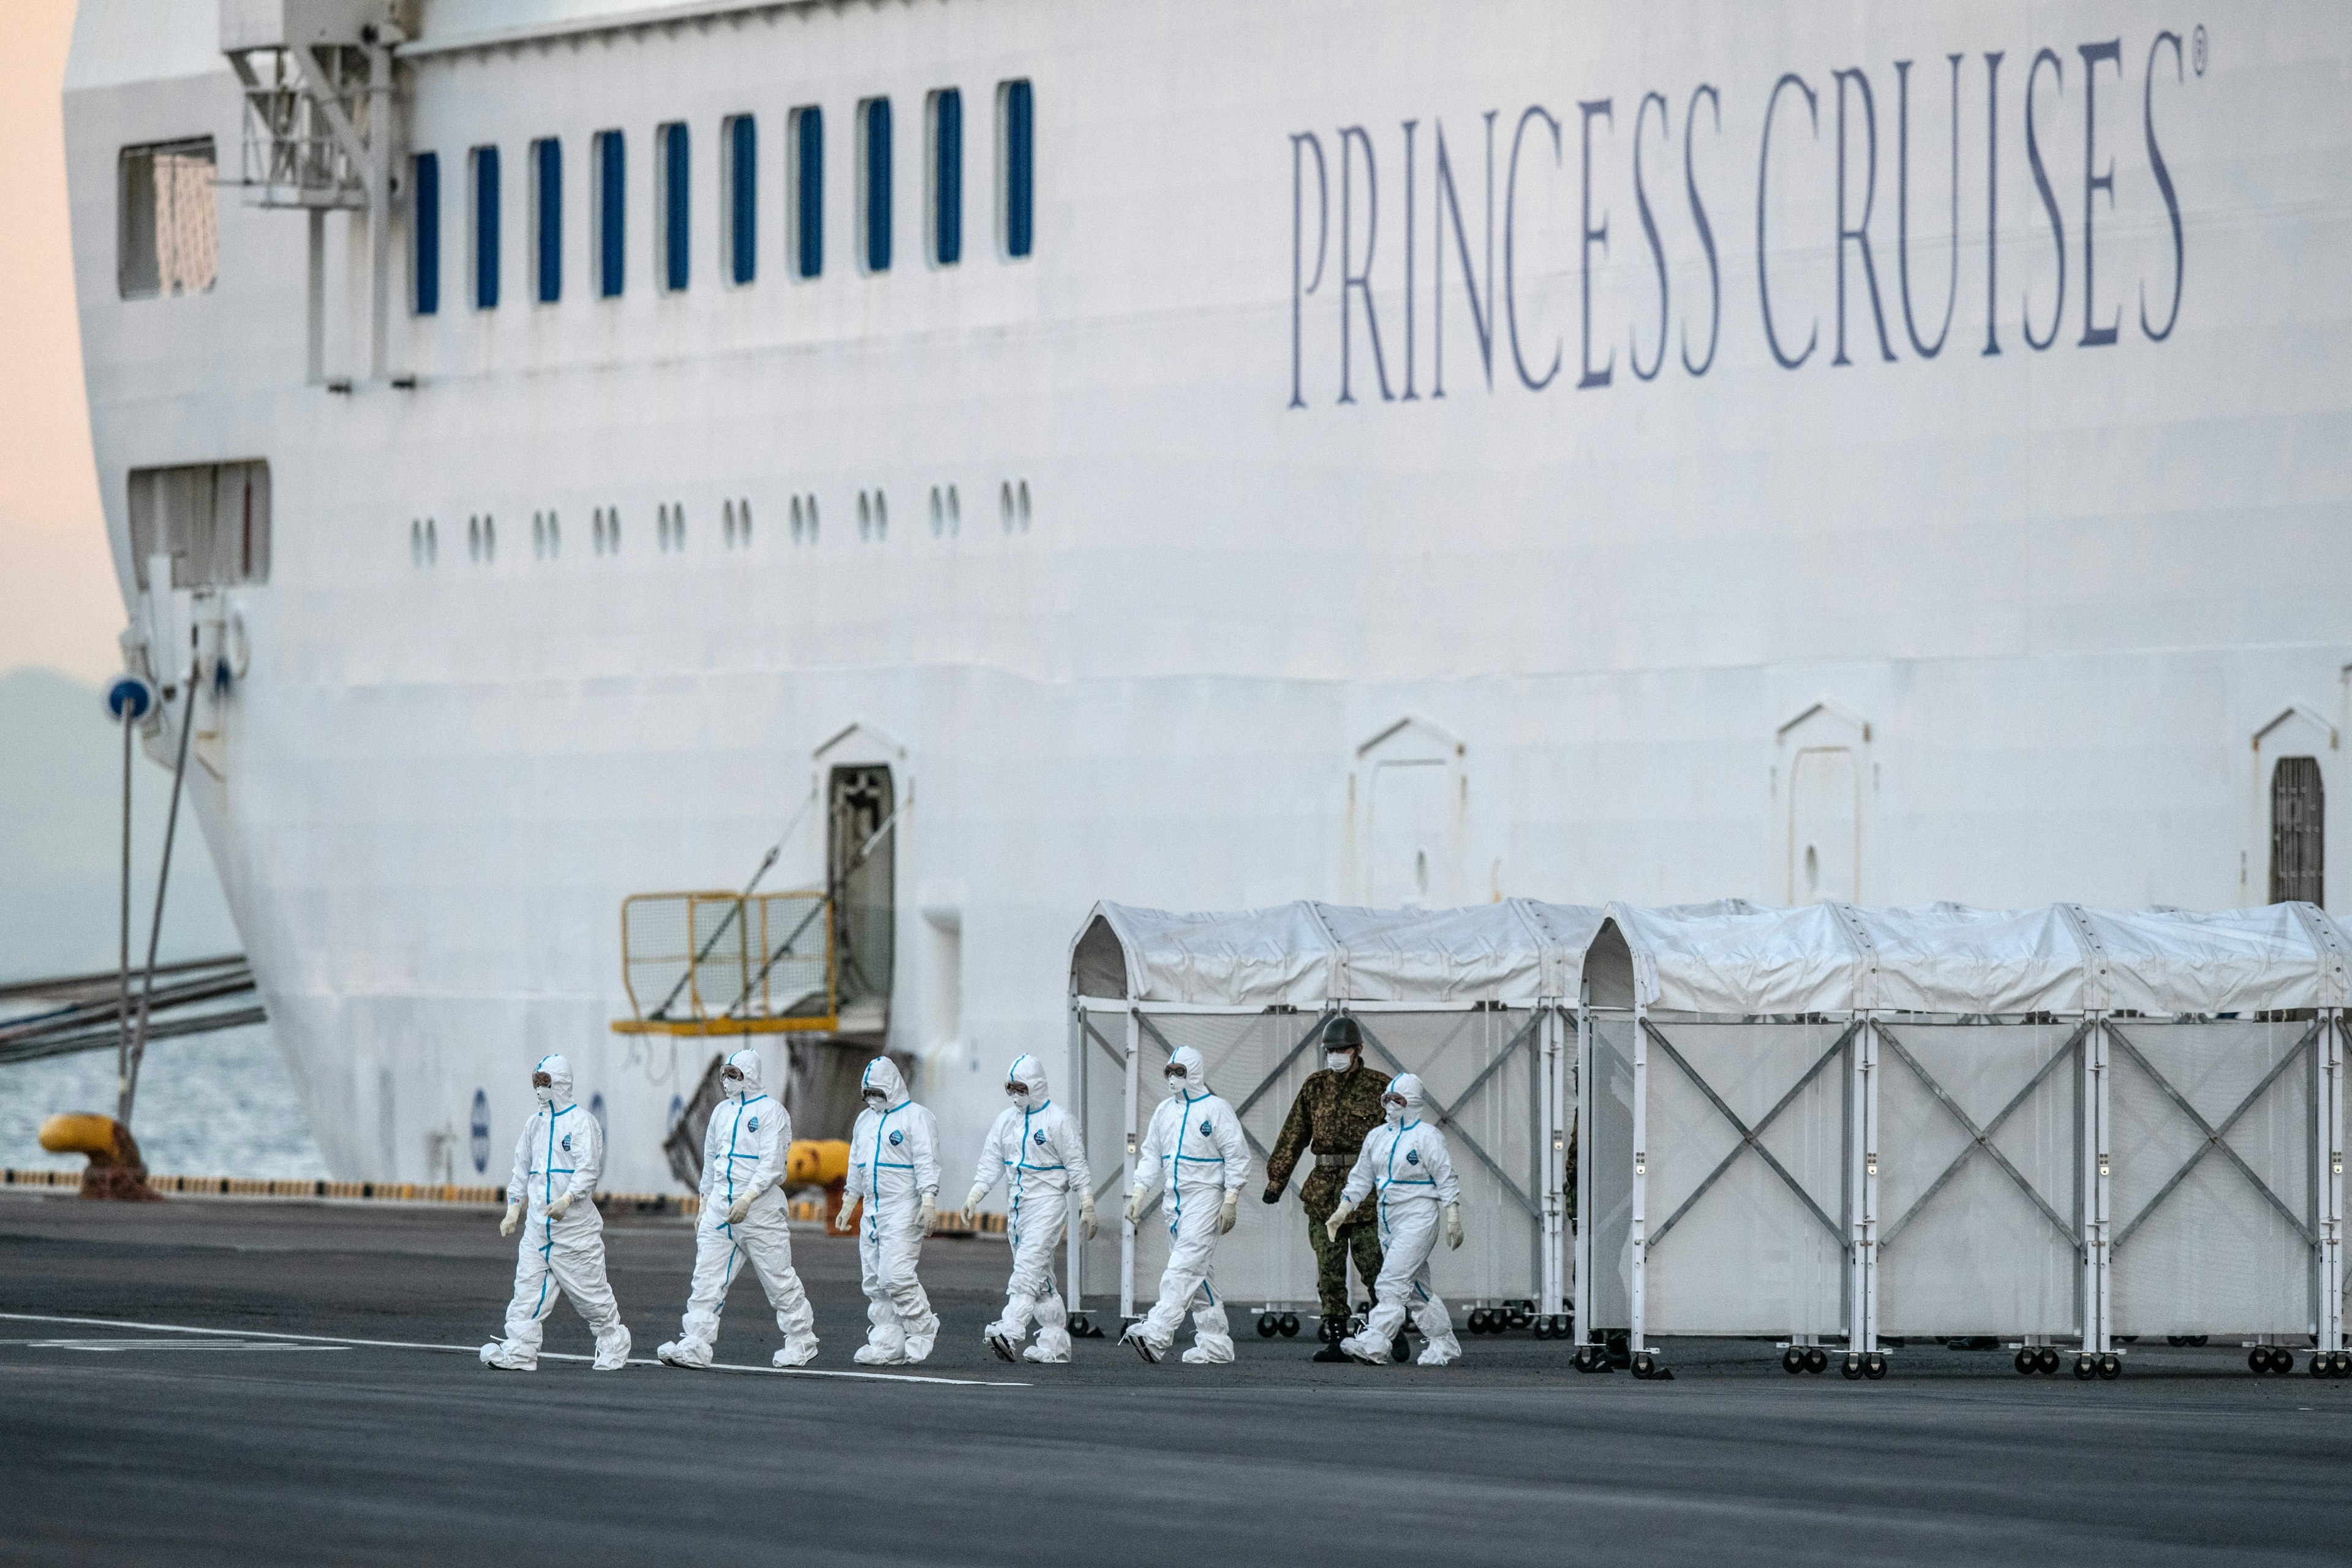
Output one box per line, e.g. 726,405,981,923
114,701,134,1118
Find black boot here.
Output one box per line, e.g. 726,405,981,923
1313,1341,1351,1362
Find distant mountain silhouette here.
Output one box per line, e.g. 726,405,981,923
0,666,240,984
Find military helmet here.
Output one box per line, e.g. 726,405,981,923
1322,1016,1363,1051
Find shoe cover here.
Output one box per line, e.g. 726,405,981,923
1180,1343,1232,1365
593,1325,632,1371
1021,1343,1069,1364
772,1342,819,1369
852,1343,907,1366
1338,1333,1388,1365
1121,1326,1164,1364
987,1332,1020,1363
657,1339,710,1370
480,1341,536,1371
1414,1345,1459,1367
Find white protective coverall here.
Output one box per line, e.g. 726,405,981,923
1123,1044,1251,1364
481,1054,631,1371
969,1052,1094,1363
1336,1073,1464,1367
844,1057,941,1364
658,1048,819,1369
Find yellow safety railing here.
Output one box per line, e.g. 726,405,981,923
612,889,838,1036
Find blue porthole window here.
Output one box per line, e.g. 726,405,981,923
791,107,823,280
471,145,500,309
725,114,756,286
999,79,1033,259
412,152,440,314
531,137,561,303
929,89,961,266
859,97,891,274
658,121,689,292
594,129,624,298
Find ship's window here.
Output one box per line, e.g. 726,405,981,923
548,511,559,557
2271,758,2325,905
594,130,625,298
127,461,270,589
723,500,736,547
790,497,803,543
928,89,962,267
999,481,1013,532
658,122,689,293
472,146,500,309
426,518,437,564
737,500,751,546
532,138,561,304
412,152,440,315
469,516,481,562
999,80,1033,259
791,107,823,279
724,115,756,286
533,511,546,559
859,98,892,273
118,137,217,300
410,519,423,567
875,491,888,540
946,484,960,535
929,487,943,537
858,492,871,540
1017,480,1031,530
805,494,820,541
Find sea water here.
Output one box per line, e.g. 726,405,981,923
0,1023,326,1179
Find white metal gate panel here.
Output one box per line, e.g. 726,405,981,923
1640,1019,1851,1336
2110,1018,2318,1337
1876,1021,2081,1337
1580,1012,1637,1335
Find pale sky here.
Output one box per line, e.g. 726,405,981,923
0,0,116,685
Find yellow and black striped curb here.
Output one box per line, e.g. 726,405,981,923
1,1167,1011,1231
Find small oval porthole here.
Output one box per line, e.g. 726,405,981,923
929,486,943,538
947,484,960,535
790,496,804,543
425,518,437,564
999,481,1013,532
858,491,871,540
1017,480,1031,532
874,491,888,541
737,499,752,548
410,519,422,567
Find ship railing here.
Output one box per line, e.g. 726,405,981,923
612,890,839,1036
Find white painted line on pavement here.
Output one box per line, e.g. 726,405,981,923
0,1312,1027,1387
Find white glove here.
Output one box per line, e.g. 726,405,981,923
1324,1199,1356,1243
1123,1186,1147,1227
726,1193,753,1225
1444,1202,1463,1250
963,1184,988,1226
919,1195,938,1235
833,1199,859,1234
499,1202,521,1237
546,1191,573,1221
1219,1191,1240,1234
1080,1194,1099,1240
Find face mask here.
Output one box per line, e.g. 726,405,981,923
1006,1084,1031,1106
722,1068,745,1098
532,1072,554,1106
1325,1052,1355,1072
1166,1073,1188,1098
864,1091,888,1110
1384,1096,1407,1126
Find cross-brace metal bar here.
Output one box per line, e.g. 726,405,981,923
1642,1020,1848,1248
1879,1023,2086,1253
1648,1022,1857,1249
2110,1020,2320,1251
1354,1013,1544,1218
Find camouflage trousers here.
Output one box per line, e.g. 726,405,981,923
1306,1210,1384,1322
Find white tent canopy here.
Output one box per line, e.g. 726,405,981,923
1070,899,1607,1007
1591,900,2352,1017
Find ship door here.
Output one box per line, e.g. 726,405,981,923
1353,717,1464,908
827,764,897,1020
1777,699,1869,905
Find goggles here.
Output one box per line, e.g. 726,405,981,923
1005,1082,1030,1098
721,1066,745,1082
1382,1095,1409,1114
531,1072,552,1088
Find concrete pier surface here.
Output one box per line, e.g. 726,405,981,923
2,1193,2346,1567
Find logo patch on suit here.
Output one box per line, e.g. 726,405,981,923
1033,1129,1048,1146
748,1117,760,1132
560,1134,572,1152
1199,1119,1213,1137
1406,1149,1420,1166
889,1129,904,1146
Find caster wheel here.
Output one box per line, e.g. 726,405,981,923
1631,1351,1654,1379
1841,1353,1863,1380
1864,1352,1887,1380
2166,1335,2185,1348
1467,1308,1488,1335
2249,1347,2272,1375
1782,1346,1807,1374
1533,1316,1553,1341
1804,1345,1830,1375
2190,1335,2209,1348
1256,1313,1278,1339
2073,1355,2097,1381
2098,1354,2121,1380
2333,1352,2351,1379
2015,1348,2037,1376
1571,1344,1591,1372
1070,1314,1090,1337
1278,1313,1300,1338
2038,1346,2062,1374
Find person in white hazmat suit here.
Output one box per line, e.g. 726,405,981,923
1328,1073,1464,1367
1119,1044,1251,1365
481,1054,631,1372
832,1057,943,1365
964,1052,1097,1363
656,1048,820,1370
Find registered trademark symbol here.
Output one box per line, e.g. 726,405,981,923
2192,25,2207,75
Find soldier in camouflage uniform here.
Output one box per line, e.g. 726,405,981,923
1263,1016,1389,1360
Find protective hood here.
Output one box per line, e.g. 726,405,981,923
859,1055,910,1110
1164,1044,1208,1097
722,1047,763,1099
1006,1052,1049,1109
533,1054,574,1108
1382,1072,1425,1126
